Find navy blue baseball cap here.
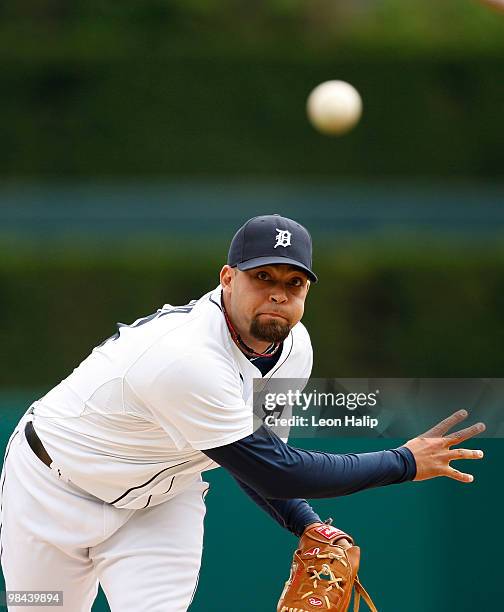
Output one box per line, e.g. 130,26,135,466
227,214,318,282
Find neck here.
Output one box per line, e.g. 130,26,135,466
221,292,278,357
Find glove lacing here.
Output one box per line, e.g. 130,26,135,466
302,549,348,609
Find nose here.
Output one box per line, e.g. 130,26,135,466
270,285,288,304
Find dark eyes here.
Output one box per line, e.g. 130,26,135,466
256,271,304,287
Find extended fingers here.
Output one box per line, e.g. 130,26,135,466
448,448,484,461
445,467,475,483
421,410,469,438
444,422,486,446
442,446,484,484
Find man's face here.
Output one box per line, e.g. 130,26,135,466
220,264,310,344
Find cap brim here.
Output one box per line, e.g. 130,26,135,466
236,256,318,282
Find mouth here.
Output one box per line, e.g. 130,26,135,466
258,312,289,322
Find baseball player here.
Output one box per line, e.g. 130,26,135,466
0,214,485,611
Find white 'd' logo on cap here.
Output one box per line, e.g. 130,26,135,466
274,229,292,248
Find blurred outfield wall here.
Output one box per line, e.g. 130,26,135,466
2,180,504,388
1,56,503,178
0,2,503,179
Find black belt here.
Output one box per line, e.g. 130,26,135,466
25,421,52,468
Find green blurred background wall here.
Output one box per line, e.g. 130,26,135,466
1,1,503,610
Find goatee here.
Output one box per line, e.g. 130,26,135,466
250,317,291,343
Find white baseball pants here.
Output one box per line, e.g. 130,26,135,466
0,421,209,612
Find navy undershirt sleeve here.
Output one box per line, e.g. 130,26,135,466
232,476,321,537
202,425,417,500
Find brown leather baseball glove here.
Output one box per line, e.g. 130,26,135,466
277,521,377,611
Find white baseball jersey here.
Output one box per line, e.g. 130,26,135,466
31,286,313,509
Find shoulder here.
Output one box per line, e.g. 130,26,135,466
146,286,227,352
127,286,236,380
291,320,312,350
289,321,313,365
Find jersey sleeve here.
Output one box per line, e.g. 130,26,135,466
143,352,254,451
202,424,417,499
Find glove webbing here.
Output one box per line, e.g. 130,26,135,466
279,575,378,612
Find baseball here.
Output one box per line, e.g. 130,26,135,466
306,80,362,136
